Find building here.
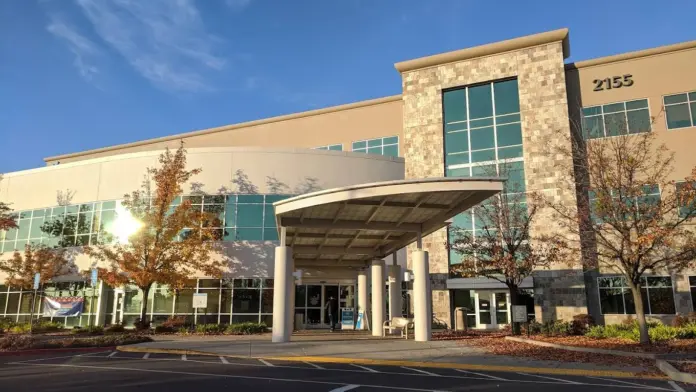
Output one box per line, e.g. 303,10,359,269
1,28,696,331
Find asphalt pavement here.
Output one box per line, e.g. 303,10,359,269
0,349,692,392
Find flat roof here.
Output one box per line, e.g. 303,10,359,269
274,177,504,269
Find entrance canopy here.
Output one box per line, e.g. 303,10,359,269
274,177,505,269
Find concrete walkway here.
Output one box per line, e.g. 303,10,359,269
129,334,652,374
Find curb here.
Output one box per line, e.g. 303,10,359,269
116,345,666,380
504,336,657,359
0,346,115,357
656,360,696,384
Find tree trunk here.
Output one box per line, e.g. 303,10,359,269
139,284,152,328
509,285,521,335
629,282,650,344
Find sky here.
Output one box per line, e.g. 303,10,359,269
1,0,694,173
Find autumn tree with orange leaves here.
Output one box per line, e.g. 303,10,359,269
448,162,565,335
549,115,696,344
0,244,75,289
85,143,226,327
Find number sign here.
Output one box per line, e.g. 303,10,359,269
593,74,634,91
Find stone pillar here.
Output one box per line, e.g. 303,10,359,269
388,264,402,320
413,250,432,342
357,269,368,330
370,259,386,336
272,246,292,343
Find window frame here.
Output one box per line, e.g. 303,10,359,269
313,144,343,151
581,98,652,139
351,136,399,157
663,90,696,131
597,275,676,315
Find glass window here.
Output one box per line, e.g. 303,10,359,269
598,276,675,315
237,204,263,227
123,290,142,313
496,123,523,147
233,289,260,313
468,84,493,119
582,99,651,139
664,91,696,130
493,79,520,115
444,89,467,123
175,289,194,313
314,144,342,151
469,127,495,150
236,228,263,240
352,136,399,157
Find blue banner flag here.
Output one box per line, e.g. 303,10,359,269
42,296,84,317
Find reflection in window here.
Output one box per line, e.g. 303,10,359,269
352,136,399,157
582,99,651,139
664,91,696,130
598,276,675,315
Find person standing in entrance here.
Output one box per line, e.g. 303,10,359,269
325,295,338,331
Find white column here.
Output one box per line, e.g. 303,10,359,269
357,269,368,330
272,246,292,343
412,250,431,342
371,259,386,337
285,258,295,338
388,264,402,320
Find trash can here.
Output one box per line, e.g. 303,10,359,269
455,307,467,331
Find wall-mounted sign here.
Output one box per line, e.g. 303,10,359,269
593,74,634,91
192,293,208,309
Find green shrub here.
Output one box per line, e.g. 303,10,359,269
526,321,542,334
9,324,31,334
195,324,226,334
154,325,175,333
177,327,191,334
541,321,572,336
649,324,678,342
0,317,15,331
676,323,696,339
33,321,64,333
225,322,267,335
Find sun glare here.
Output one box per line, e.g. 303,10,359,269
113,204,142,244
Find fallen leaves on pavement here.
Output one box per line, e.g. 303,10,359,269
527,335,696,354
671,361,696,374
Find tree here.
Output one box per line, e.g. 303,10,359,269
549,117,696,344
448,162,564,334
0,174,17,231
85,143,226,327
0,244,75,289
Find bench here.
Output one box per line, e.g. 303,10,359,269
383,317,414,339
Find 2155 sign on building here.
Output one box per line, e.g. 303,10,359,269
593,74,634,91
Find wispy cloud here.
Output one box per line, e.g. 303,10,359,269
75,0,226,92
46,17,100,81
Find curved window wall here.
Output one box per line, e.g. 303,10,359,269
0,193,294,253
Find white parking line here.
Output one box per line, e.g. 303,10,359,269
454,369,507,381
401,366,439,376
516,372,581,384
351,364,379,373
108,352,117,358
303,361,324,369
329,385,360,392
181,355,187,361
258,359,274,367
220,356,229,364
142,353,150,359
669,381,686,392
587,376,653,388
8,362,440,392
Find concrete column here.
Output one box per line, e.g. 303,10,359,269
357,269,368,330
412,250,431,342
286,258,295,338
371,259,386,337
272,246,292,343
388,264,402,321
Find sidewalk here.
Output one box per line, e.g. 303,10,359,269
121,333,657,377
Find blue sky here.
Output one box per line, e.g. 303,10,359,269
1,0,694,173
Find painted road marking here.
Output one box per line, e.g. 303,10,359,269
517,372,581,384
108,352,117,358
259,359,274,367
8,353,96,363
454,369,507,381
8,362,443,392
587,376,658,388
329,385,360,392
668,381,686,392
351,364,379,373
303,361,324,369
181,355,187,361
142,353,150,359
402,367,440,376
219,356,229,364
33,353,671,391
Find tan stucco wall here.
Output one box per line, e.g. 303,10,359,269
44,97,403,165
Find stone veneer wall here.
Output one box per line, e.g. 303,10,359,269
399,40,588,324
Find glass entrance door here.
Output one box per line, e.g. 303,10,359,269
475,291,510,329
324,285,339,327
305,285,323,327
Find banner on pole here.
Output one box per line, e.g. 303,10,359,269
42,296,84,317
33,273,41,290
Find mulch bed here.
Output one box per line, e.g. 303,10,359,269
527,335,696,354
671,361,696,374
